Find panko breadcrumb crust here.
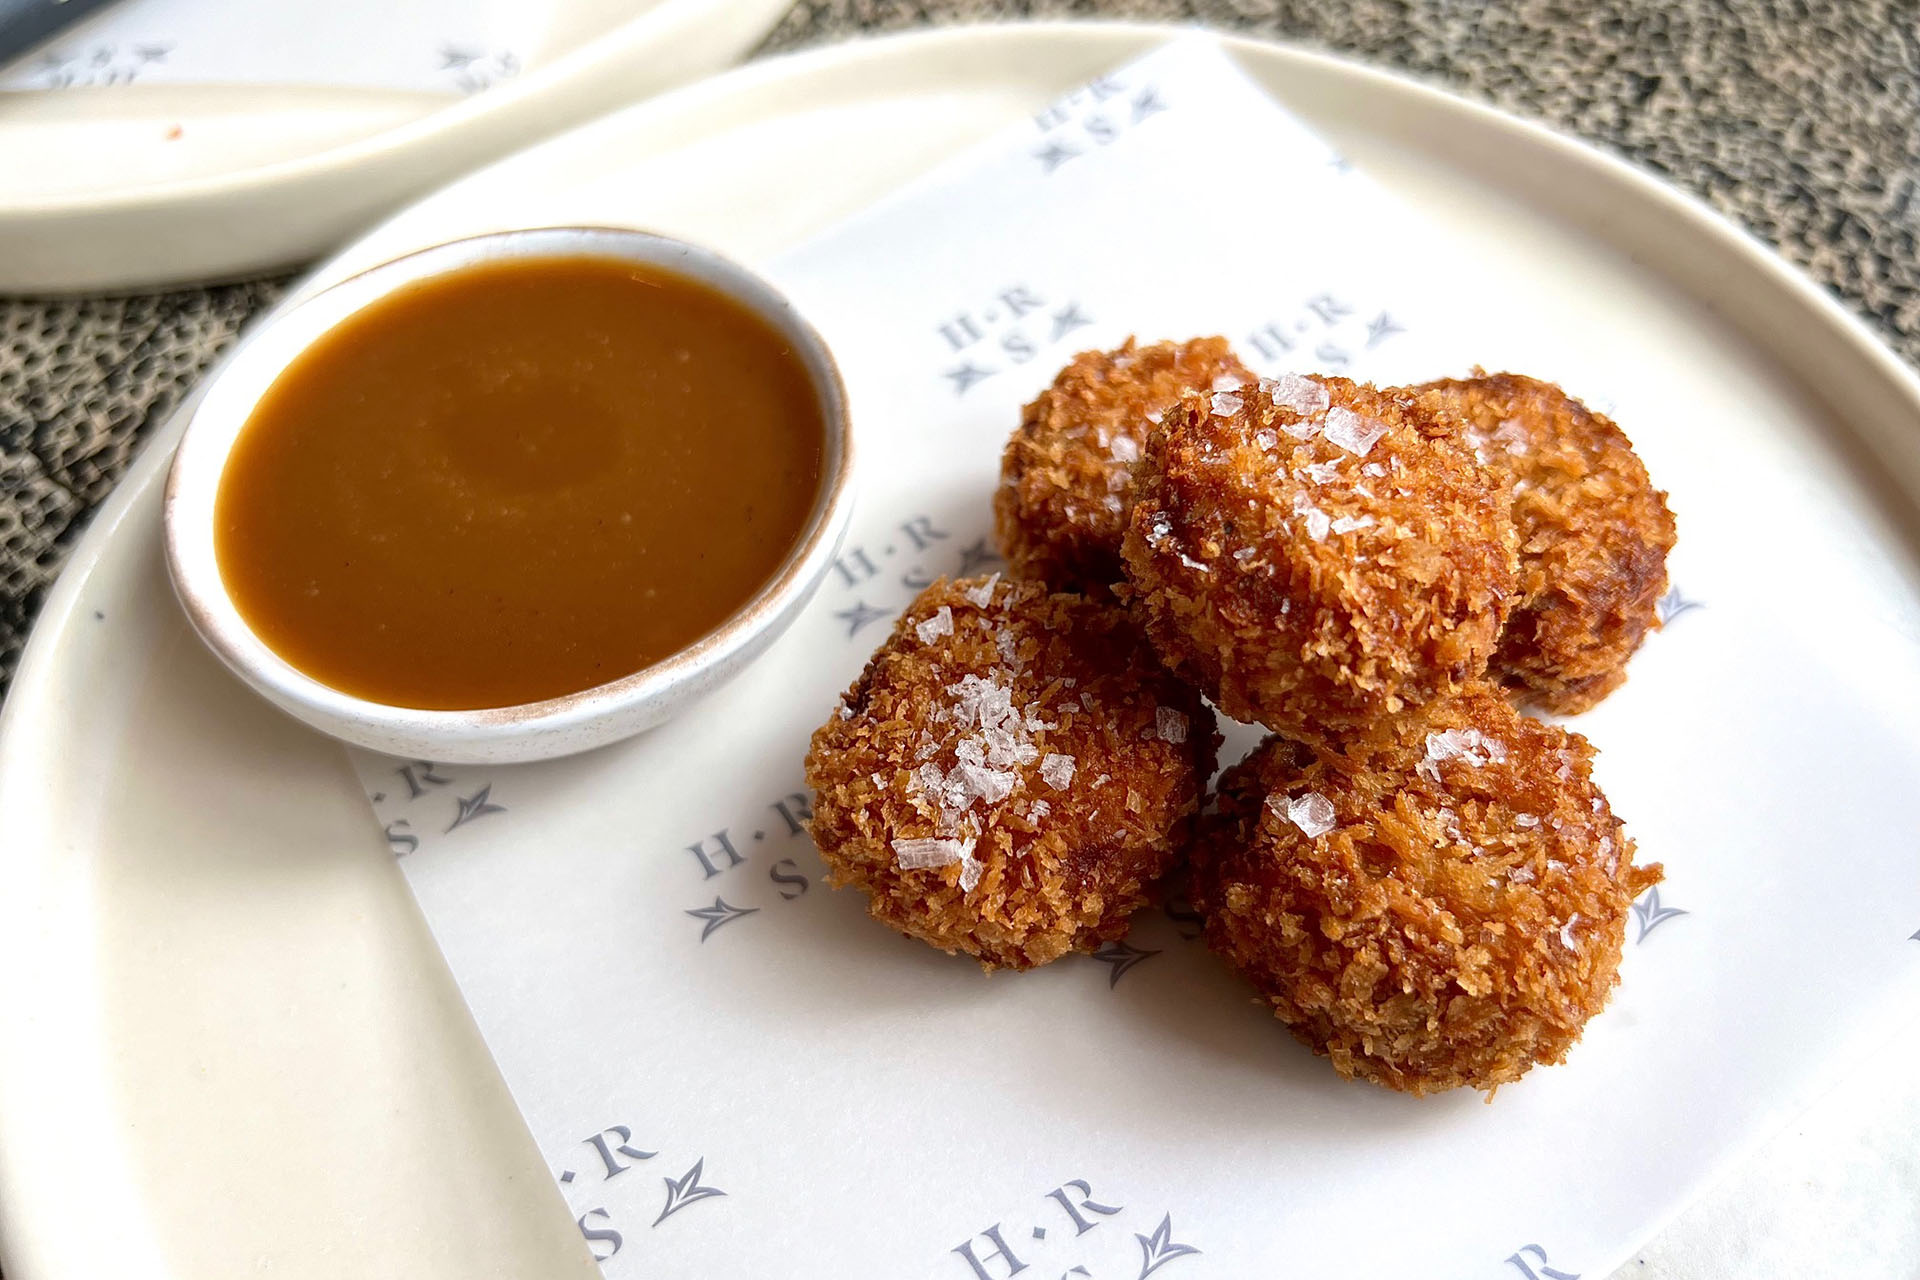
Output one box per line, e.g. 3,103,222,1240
995,337,1253,597
1193,684,1662,1095
1413,373,1676,714
805,575,1219,971
1122,374,1518,743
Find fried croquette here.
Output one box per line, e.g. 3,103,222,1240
1412,373,1675,714
1121,373,1518,742
804,575,1219,971
1193,684,1662,1094
995,337,1254,596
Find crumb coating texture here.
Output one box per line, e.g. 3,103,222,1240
1194,684,1661,1093
805,575,1219,970
1414,373,1675,713
1123,374,1517,741
996,337,1253,597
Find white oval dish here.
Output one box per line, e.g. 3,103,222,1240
162,226,854,764
0,0,794,292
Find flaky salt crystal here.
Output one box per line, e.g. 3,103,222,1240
1292,492,1332,541
1509,865,1536,884
1029,799,1051,820
1299,461,1341,485
1144,514,1172,547
958,858,983,892
1323,406,1388,456
1093,773,1110,787
1493,418,1530,453
1233,546,1258,561
1285,791,1337,838
1514,813,1540,829
1178,552,1209,572
1363,462,1387,477
1145,408,1164,424
1103,494,1123,513
1330,514,1375,534
1417,728,1508,782
963,574,1000,607
1210,391,1243,416
893,836,972,870
1212,373,1244,393
955,762,1017,803
1109,435,1141,463
916,606,953,643
1040,753,1076,790
1559,913,1582,952
1598,835,1613,856
1270,372,1330,416
1156,706,1189,744
1255,429,1279,451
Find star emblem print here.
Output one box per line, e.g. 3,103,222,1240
945,362,994,396
955,538,1003,576
653,1158,726,1226
686,898,758,942
445,784,506,833
1132,85,1167,123
1656,586,1703,625
1049,303,1093,343
834,600,890,637
1366,312,1405,347
1092,940,1161,988
1631,886,1688,944
1035,139,1079,172
1135,1214,1201,1278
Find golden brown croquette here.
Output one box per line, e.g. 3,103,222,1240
1122,373,1518,743
1412,373,1675,714
1193,684,1662,1094
805,575,1219,970
995,337,1253,597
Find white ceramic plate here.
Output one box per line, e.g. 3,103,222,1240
4,22,1919,1280
0,0,792,293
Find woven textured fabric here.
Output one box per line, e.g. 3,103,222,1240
2,0,1916,697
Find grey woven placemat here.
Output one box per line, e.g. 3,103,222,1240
2,0,1916,698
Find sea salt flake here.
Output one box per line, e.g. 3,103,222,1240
1284,791,1337,838
1040,753,1076,790
1270,372,1330,416
1509,865,1537,884
1514,813,1540,829
1323,406,1388,456
1211,373,1245,392
1363,462,1387,477
1559,913,1583,952
1109,435,1141,463
1210,391,1244,416
1493,418,1531,453
1292,492,1332,541
1330,514,1375,535
1178,552,1209,572
1145,408,1165,424
1417,728,1508,782
1233,546,1258,562
1029,799,1051,820
1255,429,1279,451
955,762,1016,804
1156,706,1189,744
958,859,983,892
1144,514,1172,547
963,574,1000,607
892,836,973,870
916,606,953,643
1299,461,1341,484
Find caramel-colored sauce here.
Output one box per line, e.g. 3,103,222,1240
215,255,825,710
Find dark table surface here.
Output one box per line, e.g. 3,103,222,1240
3,0,1916,699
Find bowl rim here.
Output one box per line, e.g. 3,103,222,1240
161,224,855,743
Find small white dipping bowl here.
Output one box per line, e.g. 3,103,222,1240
163,227,854,764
